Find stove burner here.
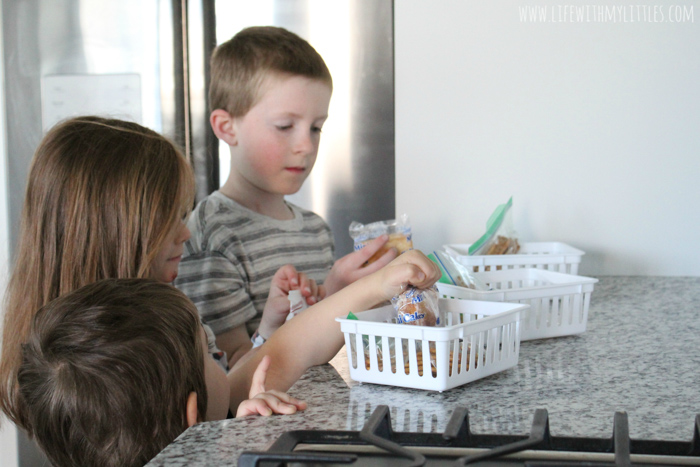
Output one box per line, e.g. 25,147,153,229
238,406,700,466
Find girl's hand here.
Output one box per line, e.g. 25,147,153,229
371,249,442,301
257,265,325,339
237,356,308,417
324,235,398,295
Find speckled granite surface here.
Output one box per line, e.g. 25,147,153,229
147,276,700,466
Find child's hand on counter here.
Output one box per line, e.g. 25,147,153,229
236,356,308,417
324,234,398,295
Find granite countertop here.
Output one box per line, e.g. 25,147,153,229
148,276,700,466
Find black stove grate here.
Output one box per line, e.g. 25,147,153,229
238,405,700,466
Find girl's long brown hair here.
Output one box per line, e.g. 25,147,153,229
0,116,195,430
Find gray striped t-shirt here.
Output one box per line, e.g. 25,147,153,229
174,191,335,336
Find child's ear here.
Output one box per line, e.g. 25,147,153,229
186,392,199,427
210,109,238,146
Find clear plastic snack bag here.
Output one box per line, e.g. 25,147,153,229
349,214,413,265
430,250,491,290
390,284,442,327
469,197,520,256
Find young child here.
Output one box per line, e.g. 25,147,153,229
175,26,397,367
0,116,311,431
17,278,303,467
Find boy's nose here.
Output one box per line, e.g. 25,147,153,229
293,132,315,155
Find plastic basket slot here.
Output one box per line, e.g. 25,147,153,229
346,332,358,369
396,338,407,375
407,338,418,376
385,336,395,374
583,292,592,322
367,333,377,371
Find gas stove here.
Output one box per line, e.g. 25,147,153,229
239,405,700,466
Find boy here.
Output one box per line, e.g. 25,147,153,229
17,279,307,467
175,26,396,367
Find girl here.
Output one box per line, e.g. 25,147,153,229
0,116,440,432
0,117,308,429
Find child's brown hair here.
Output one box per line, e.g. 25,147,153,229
0,116,195,431
209,25,333,117
18,278,207,467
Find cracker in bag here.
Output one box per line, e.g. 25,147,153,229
469,197,520,256
349,214,413,265
391,285,441,327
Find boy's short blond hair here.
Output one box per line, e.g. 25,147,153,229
17,279,207,467
209,26,333,117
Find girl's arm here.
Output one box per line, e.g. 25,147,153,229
226,249,440,412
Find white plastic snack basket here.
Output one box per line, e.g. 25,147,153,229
437,268,598,341
444,242,585,274
335,298,528,392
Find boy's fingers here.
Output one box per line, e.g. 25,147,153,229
275,264,299,288
317,284,327,301
297,273,311,294
262,389,308,410
308,279,318,297
236,399,272,417
249,355,270,398
351,234,390,265
356,247,397,275
254,391,307,414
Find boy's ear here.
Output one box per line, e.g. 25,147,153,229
210,109,238,146
186,392,199,427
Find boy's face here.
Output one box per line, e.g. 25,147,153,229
230,74,332,196
200,326,230,421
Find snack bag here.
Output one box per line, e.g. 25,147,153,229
469,197,520,256
349,214,413,265
391,285,441,327
429,250,491,290
285,289,308,321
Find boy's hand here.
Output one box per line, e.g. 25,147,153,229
324,235,398,295
371,249,442,301
257,265,325,339
237,356,308,417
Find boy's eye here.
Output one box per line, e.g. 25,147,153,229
312,126,323,134
276,124,293,131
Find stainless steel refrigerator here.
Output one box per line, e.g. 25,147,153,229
1,0,394,464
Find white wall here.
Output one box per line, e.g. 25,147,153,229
395,1,700,276
0,4,19,465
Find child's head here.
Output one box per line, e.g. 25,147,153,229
210,26,333,117
21,116,195,285
1,116,195,430
210,27,333,200
17,278,220,467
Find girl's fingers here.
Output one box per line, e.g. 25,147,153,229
248,355,270,398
